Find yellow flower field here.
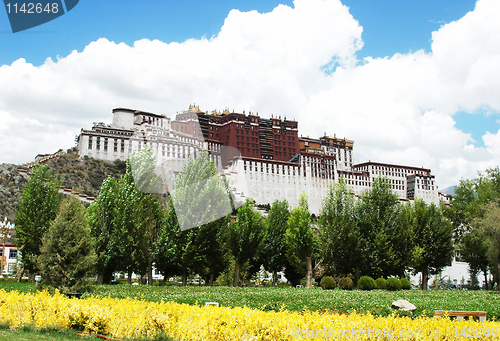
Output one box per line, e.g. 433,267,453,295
0,289,499,340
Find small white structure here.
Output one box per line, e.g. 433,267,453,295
0,217,18,276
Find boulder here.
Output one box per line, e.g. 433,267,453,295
391,299,416,312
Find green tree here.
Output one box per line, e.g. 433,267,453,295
477,203,500,290
460,228,490,289
357,176,400,278
389,202,414,278
448,176,495,237
286,192,315,288
169,150,232,231
112,161,145,283
112,161,157,284
136,191,164,285
445,167,500,288
130,147,165,284
261,200,290,286
318,181,362,284
153,203,182,285
153,200,230,287
85,177,119,285
191,216,231,286
15,165,62,279
229,199,264,287
109,148,164,285
38,197,96,292
410,199,454,290
160,150,233,286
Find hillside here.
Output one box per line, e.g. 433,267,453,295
0,147,126,222
0,163,27,221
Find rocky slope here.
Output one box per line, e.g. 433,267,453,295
0,147,126,222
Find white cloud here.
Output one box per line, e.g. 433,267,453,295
0,0,500,188
483,129,500,159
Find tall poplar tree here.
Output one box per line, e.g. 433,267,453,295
262,199,290,286
318,181,362,283
446,168,500,288
286,192,315,288
191,216,231,286
158,149,233,285
15,165,62,279
153,203,182,285
106,148,164,285
229,198,264,287
357,176,400,278
85,176,119,284
410,199,454,290
113,160,163,284
477,203,500,290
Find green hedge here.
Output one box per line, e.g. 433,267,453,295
320,276,336,290
358,276,376,291
375,277,386,289
337,277,353,290
386,278,402,291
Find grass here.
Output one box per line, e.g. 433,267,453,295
0,323,175,341
0,281,37,293
1,282,499,339
2,281,500,319
86,285,500,318
0,324,103,341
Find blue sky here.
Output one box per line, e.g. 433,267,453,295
1,0,499,187
1,0,476,65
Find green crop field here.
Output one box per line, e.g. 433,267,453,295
2,282,498,319
89,285,500,318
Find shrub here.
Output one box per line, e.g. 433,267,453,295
337,277,353,290
375,277,386,289
320,276,336,290
400,278,411,290
386,278,402,291
358,276,376,291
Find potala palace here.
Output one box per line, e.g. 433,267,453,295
75,105,475,286
78,106,443,214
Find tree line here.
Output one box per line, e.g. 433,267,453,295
444,167,500,289
16,148,485,291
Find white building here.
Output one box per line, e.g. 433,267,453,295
353,162,439,205
77,107,440,213
410,252,488,289
0,218,18,276
78,108,209,174
76,107,484,287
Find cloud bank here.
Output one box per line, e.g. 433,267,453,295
1,0,499,188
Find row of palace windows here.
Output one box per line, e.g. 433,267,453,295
88,136,125,153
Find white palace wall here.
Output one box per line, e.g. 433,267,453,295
224,158,367,214
223,157,439,215
78,108,440,214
